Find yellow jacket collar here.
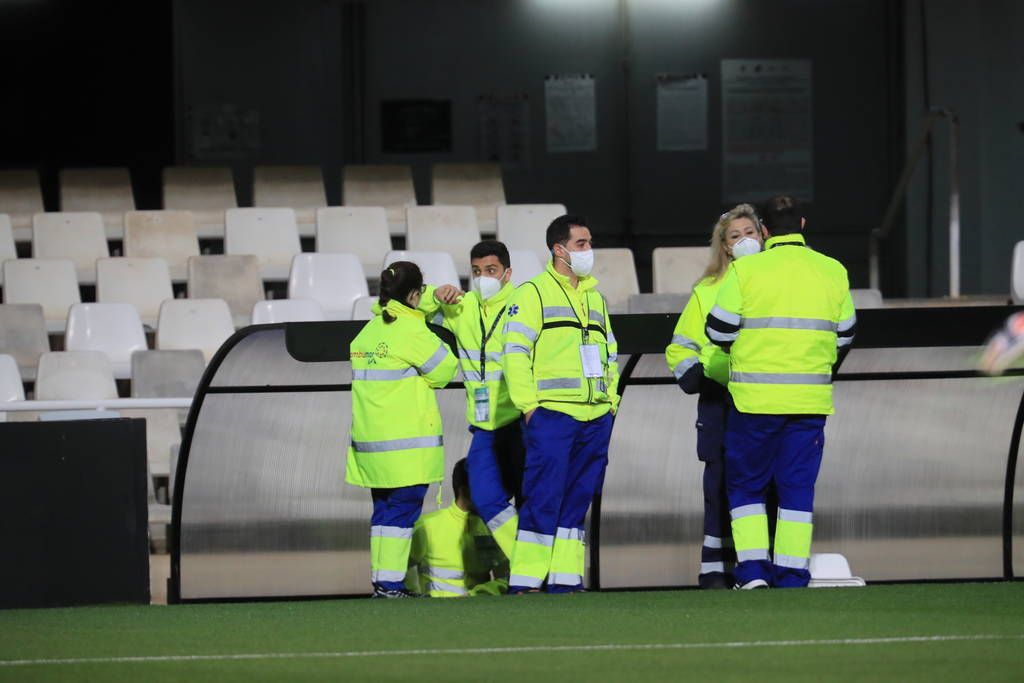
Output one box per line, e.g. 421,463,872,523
447,503,469,521
766,233,807,249
545,260,598,292
382,298,424,320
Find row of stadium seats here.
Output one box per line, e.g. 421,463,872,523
0,163,506,237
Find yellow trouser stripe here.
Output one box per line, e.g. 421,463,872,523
775,518,813,560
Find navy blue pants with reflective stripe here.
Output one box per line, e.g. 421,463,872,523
513,407,613,593
467,421,524,526
696,382,735,586
725,408,824,588
370,484,428,590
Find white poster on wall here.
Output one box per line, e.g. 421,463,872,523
544,74,596,153
656,73,708,152
721,59,813,203
479,94,531,170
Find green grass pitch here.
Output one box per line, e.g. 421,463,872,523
1,583,1022,682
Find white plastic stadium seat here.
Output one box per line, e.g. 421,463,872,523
0,304,49,381
1012,241,1024,305
509,249,543,286
131,350,206,400
225,207,302,281
0,354,26,422
253,165,326,237
64,303,148,380
251,299,325,324
162,166,238,239
406,206,480,279
32,211,109,285
0,170,44,239
96,257,174,328
342,164,417,236
123,210,200,282
2,259,81,333
0,214,15,286
35,350,118,400
351,296,377,321
431,162,506,234
288,253,368,321
497,204,565,267
119,408,182,478
652,247,709,295
590,248,639,314
156,299,235,364
59,167,135,238
187,255,265,328
627,293,689,314
316,207,392,277
850,288,884,309
383,250,460,289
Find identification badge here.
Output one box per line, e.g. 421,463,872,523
474,387,490,422
580,344,603,378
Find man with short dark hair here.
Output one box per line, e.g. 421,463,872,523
706,196,855,589
501,215,619,593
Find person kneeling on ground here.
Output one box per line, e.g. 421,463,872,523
407,459,510,597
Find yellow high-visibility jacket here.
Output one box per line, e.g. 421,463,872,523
346,299,459,488
407,503,509,597
665,275,730,388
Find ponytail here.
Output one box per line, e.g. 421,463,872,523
378,261,424,324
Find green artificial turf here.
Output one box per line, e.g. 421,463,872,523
1,583,1022,682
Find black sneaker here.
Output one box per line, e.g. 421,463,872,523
371,586,421,599
733,578,769,590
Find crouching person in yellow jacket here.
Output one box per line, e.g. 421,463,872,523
346,261,459,598
408,458,510,597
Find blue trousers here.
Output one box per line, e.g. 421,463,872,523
512,407,613,593
695,383,735,587
370,484,428,590
467,421,524,529
725,408,825,587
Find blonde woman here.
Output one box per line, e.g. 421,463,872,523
664,204,763,589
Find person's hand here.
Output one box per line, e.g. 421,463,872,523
433,285,464,304
524,409,536,424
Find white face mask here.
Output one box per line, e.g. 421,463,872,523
472,272,506,300
558,246,594,277
731,237,761,259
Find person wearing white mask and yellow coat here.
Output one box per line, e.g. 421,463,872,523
665,203,764,589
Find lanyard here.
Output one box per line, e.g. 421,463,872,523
548,272,590,342
478,302,506,378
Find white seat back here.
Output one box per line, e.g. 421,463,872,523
0,170,44,237
1012,241,1024,305
406,206,480,278
288,253,368,320
253,165,326,234
162,166,237,238
342,164,417,235
590,248,639,314
156,299,235,363
0,304,49,381
2,259,81,332
351,296,377,321
0,354,26,421
431,162,506,232
35,350,118,400
32,212,109,285
652,246,711,294
96,257,173,326
59,167,135,237
850,288,885,309
509,249,544,286
383,250,460,288
497,204,565,266
123,210,200,281
316,207,392,277
0,215,15,286
187,255,265,328
252,299,326,324
65,303,148,379
225,207,302,280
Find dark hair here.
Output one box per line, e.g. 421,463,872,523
546,214,588,251
759,195,802,235
378,261,423,323
452,458,469,499
470,240,510,269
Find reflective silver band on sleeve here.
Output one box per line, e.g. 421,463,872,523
418,343,450,375
707,327,739,343
504,321,538,342
671,334,702,352
487,504,518,532
673,356,700,379
588,309,606,328
710,305,741,326
837,313,857,333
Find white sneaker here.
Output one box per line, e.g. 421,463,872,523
734,578,769,590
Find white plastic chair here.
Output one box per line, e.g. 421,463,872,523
32,212,110,285
35,350,118,400
590,248,639,314
162,166,238,239
1012,241,1024,305
342,164,417,236
123,210,200,282
383,250,460,288
406,206,480,279
58,167,135,238
288,253,368,321
251,299,326,324
2,259,81,333
497,204,565,267
156,299,235,364
119,408,182,478
187,255,265,328
316,206,393,277
431,162,506,234
253,165,326,237
64,303,148,380
509,249,543,286
651,247,710,295
850,288,885,309
351,295,378,321
96,257,174,328
0,215,15,285
0,304,49,381
225,207,302,281
0,170,44,239
0,354,26,422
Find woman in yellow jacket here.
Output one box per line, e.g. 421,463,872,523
346,261,459,598
664,204,763,589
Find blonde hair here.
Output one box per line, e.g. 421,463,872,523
698,203,760,285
